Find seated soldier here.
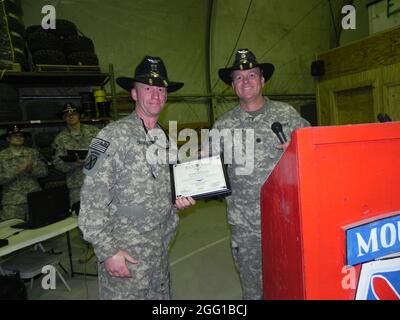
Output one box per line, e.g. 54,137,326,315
0,125,48,221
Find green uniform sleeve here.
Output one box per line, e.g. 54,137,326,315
78,131,120,262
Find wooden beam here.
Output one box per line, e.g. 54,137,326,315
317,26,400,80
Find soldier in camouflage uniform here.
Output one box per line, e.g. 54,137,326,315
0,125,48,221
52,103,100,207
213,49,310,299
78,56,195,300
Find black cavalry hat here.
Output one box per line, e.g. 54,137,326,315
116,56,184,93
1,124,30,139
218,48,275,85
58,103,81,118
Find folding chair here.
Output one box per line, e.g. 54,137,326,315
0,249,71,291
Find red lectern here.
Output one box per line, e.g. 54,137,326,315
260,122,400,300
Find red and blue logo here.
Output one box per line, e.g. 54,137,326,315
356,257,400,300
346,214,400,300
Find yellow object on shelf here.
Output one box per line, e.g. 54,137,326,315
93,89,106,103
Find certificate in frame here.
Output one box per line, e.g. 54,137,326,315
170,155,231,201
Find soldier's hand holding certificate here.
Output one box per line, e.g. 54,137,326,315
170,155,231,201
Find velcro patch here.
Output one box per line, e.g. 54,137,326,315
83,137,110,176
89,138,110,153
84,151,99,170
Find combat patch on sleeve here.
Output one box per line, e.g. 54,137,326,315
83,138,111,176
84,151,99,170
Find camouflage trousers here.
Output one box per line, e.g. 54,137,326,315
0,204,27,221
97,220,178,300
98,256,171,300
231,225,263,300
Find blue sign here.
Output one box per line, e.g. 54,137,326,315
346,214,400,266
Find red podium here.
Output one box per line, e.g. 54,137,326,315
260,122,400,300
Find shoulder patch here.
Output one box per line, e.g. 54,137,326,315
84,152,99,170
88,138,110,154
83,138,111,176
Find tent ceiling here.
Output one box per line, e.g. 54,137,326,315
21,0,337,124
22,0,333,96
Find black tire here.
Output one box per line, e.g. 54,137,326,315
4,0,23,17
0,101,22,121
0,56,27,70
9,34,25,52
63,35,94,55
11,0,22,8
49,19,77,38
32,49,66,65
0,83,19,102
6,13,25,37
0,59,13,70
26,25,42,34
0,46,28,70
27,31,62,52
0,48,12,61
13,47,28,70
0,30,24,51
67,51,99,65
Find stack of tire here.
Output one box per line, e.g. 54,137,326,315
0,0,28,71
26,19,99,68
64,34,98,66
26,24,66,66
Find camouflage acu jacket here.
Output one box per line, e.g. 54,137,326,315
78,112,177,262
0,146,48,205
213,97,310,234
52,123,100,196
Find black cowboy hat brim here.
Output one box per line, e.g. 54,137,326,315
116,77,184,93
57,109,82,119
0,131,31,140
218,63,275,86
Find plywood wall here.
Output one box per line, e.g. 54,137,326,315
316,26,400,125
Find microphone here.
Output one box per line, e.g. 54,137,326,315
271,122,287,144
377,113,392,123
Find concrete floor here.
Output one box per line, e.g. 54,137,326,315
26,199,242,300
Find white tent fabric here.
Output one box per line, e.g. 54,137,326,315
22,0,334,124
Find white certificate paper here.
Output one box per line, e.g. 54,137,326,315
171,155,231,200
